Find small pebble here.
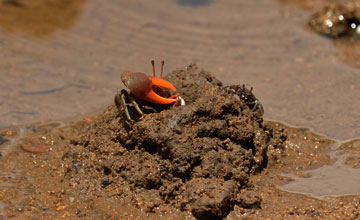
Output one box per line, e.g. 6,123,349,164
21,143,48,154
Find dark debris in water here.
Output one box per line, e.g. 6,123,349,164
308,1,360,38
174,0,213,7
0,135,8,145
2,0,23,7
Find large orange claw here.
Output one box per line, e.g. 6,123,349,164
149,77,177,92
142,88,177,105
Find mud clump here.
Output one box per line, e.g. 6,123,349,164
61,64,286,219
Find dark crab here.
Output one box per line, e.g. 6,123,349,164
225,84,264,115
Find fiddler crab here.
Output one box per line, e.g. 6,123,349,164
115,60,185,121
225,84,264,115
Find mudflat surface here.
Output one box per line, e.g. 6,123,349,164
0,0,359,140
0,65,359,219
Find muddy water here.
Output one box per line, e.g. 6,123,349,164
0,0,359,141
279,138,360,200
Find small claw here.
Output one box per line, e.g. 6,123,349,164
178,96,186,106
167,94,185,106
252,100,264,115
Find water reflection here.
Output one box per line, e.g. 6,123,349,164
279,160,360,199
276,0,315,10
334,37,360,69
0,0,85,37
0,0,359,141
174,0,213,7
277,0,360,69
279,139,360,199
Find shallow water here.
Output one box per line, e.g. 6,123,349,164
279,139,360,200
0,0,359,141
280,161,360,200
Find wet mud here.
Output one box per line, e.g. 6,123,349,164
0,64,359,219
246,125,360,219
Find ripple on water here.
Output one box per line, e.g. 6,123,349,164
174,0,213,7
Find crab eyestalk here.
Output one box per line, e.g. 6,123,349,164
161,60,164,78
151,60,156,77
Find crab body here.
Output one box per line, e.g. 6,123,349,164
121,71,177,105
226,84,264,115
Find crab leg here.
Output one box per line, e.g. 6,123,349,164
121,92,132,121
127,93,144,115
115,91,132,121
252,100,264,115
114,92,122,112
115,90,144,121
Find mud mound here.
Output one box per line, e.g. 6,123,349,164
61,64,285,219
